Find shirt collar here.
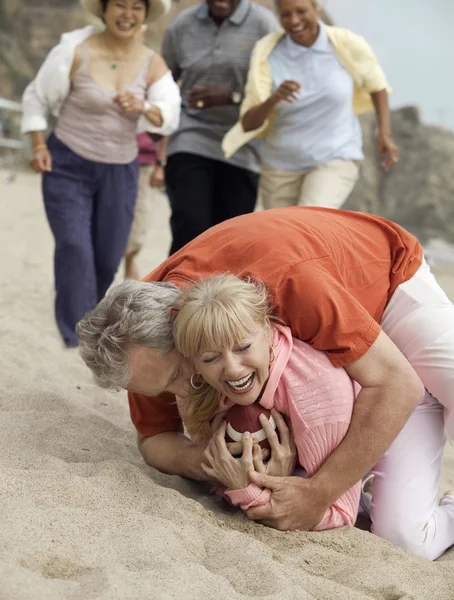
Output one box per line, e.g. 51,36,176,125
312,21,331,52
196,0,251,26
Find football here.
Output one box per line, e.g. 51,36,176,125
225,402,276,451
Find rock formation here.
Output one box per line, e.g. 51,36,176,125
346,107,454,245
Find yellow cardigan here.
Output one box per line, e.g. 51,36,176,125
222,27,391,159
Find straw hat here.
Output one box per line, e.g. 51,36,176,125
80,0,171,24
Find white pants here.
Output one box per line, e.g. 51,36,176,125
126,165,156,255
259,159,359,210
369,259,454,560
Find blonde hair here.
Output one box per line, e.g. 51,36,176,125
173,274,273,441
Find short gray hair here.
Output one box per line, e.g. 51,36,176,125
76,280,182,389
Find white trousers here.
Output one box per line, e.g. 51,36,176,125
126,165,156,255
259,159,359,210
369,259,454,559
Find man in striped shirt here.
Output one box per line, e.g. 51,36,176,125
162,0,279,254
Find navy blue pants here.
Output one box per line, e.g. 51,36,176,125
43,134,138,347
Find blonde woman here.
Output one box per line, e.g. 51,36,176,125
173,274,361,531
222,0,398,210
21,0,180,347
173,274,454,558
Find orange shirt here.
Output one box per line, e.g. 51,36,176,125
130,207,423,437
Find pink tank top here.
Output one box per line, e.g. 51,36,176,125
56,43,153,164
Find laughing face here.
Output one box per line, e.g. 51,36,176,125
103,0,148,39
194,325,272,407
277,0,320,47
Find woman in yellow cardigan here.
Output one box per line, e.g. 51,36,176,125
222,0,399,210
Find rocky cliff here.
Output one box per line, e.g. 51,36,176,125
346,107,454,245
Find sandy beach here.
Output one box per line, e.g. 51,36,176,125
1,169,453,600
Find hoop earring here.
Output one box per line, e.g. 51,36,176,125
190,373,204,390
270,346,276,363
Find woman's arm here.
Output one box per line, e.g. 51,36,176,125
150,136,167,189
242,96,280,133
141,54,181,134
26,45,82,173
371,89,399,170
241,80,301,132
141,53,172,127
344,29,398,169
29,131,52,173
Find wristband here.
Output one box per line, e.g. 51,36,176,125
156,159,167,168
33,144,48,152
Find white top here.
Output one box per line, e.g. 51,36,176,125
21,25,181,137
261,23,364,171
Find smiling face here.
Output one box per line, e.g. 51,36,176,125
194,325,272,406
103,0,148,40
277,0,320,47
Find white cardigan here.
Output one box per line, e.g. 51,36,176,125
21,25,181,136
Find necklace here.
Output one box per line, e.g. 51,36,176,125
102,37,137,70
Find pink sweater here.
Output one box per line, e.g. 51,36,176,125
223,325,361,531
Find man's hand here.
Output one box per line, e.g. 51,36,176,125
187,85,233,109
138,431,211,481
246,472,326,531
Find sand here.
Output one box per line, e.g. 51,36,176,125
1,169,453,600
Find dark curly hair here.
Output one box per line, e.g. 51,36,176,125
101,0,150,17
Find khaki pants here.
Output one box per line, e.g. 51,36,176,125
126,164,156,255
259,159,360,210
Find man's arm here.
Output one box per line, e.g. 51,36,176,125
314,329,424,504
247,330,425,530
138,431,210,481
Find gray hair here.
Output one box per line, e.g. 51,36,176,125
76,280,182,389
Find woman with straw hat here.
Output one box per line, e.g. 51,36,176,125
21,0,180,348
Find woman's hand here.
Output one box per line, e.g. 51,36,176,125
271,80,301,105
201,421,254,489
113,91,145,114
378,133,399,170
30,147,52,173
150,165,165,188
252,409,297,477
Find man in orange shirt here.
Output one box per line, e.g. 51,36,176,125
77,207,454,534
